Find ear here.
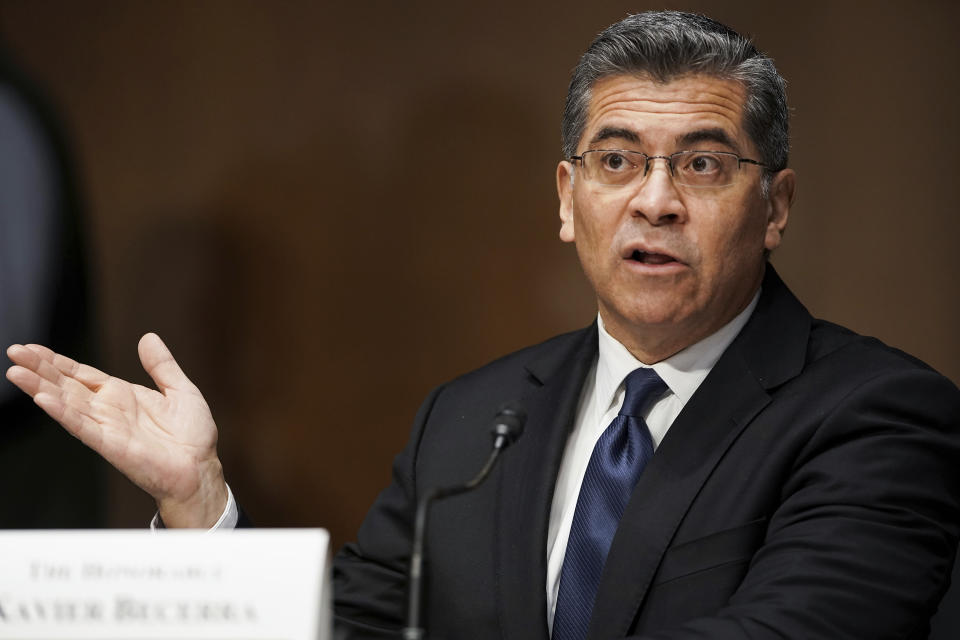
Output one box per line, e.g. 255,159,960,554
557,160,575,243
764,168,795,252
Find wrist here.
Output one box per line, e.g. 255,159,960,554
156,458,228,528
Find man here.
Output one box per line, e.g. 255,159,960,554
6,10,960,640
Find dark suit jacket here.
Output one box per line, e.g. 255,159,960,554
332,267,960,639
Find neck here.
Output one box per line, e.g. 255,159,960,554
599,290,761,365
601,322,694,365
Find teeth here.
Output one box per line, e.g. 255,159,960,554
629,249,674,264
645,253,674,264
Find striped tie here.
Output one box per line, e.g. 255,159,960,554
552,367,667,640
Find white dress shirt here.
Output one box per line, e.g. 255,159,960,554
545,295,758,630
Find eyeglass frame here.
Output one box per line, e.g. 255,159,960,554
567,149,779,189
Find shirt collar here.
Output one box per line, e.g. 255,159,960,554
595,290,760,413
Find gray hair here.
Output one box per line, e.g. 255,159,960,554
561,11,789,176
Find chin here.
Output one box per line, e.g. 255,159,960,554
607,300,695,332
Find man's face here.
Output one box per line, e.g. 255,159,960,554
556,73,794,363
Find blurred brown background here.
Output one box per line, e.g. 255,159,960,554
0,0,957,546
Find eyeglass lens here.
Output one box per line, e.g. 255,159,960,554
579,150,746,188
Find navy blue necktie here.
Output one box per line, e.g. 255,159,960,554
552,367,667,640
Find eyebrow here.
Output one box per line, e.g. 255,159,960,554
587,126,741,153
589,127,642,146
676,127,739,151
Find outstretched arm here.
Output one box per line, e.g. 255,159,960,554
5,333,227,528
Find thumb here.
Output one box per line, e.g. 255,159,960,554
138,333,193,393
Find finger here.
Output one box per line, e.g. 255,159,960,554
9,344,103,395
7,365,87,399
7,367,97,422
19,343,57,361
138,333,194,393
10,344,68,380
34,391,106,452
22,369,140,448
7,343,50,370
7,345,68,389
6,364,54,398
42,348,112,389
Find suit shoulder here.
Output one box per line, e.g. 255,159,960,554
805,317,958,394
421,325,595,419
444,325,594,390
408,325,595,460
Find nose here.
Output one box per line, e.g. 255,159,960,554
627,157,686,226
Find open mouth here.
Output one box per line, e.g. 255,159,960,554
629,249,679,265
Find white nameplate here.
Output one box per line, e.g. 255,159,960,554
0,529,330,640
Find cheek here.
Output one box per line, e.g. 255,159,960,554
572,217,608,273
694,207,764,271
719,210,770,273
576,187,632,226
571,197,615,254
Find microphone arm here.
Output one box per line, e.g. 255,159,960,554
402,404,526,640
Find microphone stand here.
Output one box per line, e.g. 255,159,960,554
401,405,525,640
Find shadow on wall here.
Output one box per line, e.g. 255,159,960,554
0,43,105,528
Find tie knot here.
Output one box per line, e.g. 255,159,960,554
619,368,667,417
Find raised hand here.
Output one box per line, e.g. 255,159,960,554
5,333,227,528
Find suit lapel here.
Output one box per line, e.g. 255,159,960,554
587,344,771,638
587,266,811,638
496,327,598,640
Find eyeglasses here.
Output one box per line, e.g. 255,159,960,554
569,149,773,189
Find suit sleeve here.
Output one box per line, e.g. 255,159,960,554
331,384,445,639
630,368,960,639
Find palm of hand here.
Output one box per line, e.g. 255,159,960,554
92,375,218,503
6,333,222,516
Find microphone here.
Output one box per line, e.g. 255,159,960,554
490,403,525,451
402,403,527,640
